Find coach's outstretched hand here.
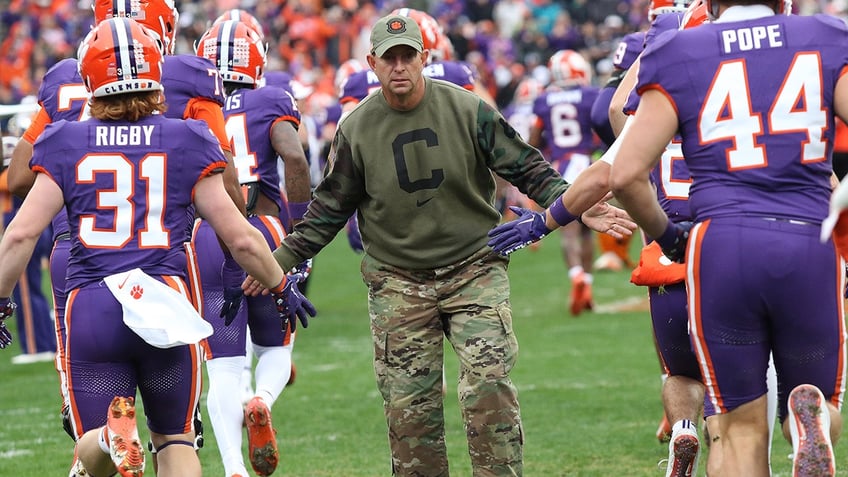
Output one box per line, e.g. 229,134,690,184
487,206,553,255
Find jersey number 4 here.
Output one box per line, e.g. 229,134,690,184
699,53,826,169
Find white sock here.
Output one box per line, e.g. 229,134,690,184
671,419,697,435
584,273,593,285
244,333,255,376
206,356,249,474
98,427,110,454
568,266,585,280
253,344,292,407
766,354,778,465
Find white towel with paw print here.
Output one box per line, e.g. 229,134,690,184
104,268,212,349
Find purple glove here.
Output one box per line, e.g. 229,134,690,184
0,297,15,349
346,215,364,254
654,220,693,263
271,274,316,333
220,254,245,326
290,258,313,280
487,206,553,255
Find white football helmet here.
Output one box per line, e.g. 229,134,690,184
548,50,592,87
513,77,543,105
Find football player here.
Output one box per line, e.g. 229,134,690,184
7,0,244,472
528,49,601,316
194,19,312,477
1,17,300,477
589,26,645,274
609,0,844,474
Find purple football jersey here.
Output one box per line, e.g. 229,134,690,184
340,69,381,104
223,85,301,211
263,70,294,96
32,59,88,240
645,12,684,48
532,85,600,160
623,12,685,116
612,31,645,71
325,102,342,126
423,61,475,89
637,13,848,223
650,139,692,222
36,59,88,123
161,55,226,119
30,115,227,290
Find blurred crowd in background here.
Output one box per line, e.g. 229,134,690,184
0,0,845,134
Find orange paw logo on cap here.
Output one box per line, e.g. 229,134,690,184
387,19,407,34
131,284,144,300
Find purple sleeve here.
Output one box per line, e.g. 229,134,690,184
37,59,86,123
162,55,226,120
590,86,617,146
645,12,684,47
263,71,294,95
634,29,678,104
340,70,379,104
424,61,475,89
612,32,645,71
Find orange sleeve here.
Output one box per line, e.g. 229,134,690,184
21,107,52,144
184,97,231,153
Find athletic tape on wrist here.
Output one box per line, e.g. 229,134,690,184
549,198,579,227
655,221,678,247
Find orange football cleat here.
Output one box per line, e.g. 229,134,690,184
245,397,279,476
107,396,145,477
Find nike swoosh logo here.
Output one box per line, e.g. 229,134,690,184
417,197,433,207
118,274,130,290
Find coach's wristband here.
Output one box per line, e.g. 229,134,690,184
288,201,310,220
549,198,578,227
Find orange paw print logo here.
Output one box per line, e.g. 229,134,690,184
130,285,144,300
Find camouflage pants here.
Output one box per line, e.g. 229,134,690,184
362,247,523,477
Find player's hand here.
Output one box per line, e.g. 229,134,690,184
271,274,316,333
580,199,637,239
346,215,364,254
487,206,552,255
220,255,245,326
654,220,693,263
0,297,15,349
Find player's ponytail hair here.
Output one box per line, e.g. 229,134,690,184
89,91,167,122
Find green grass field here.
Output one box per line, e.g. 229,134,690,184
0,233,843,476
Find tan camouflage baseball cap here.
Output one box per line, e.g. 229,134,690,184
370,14,424,57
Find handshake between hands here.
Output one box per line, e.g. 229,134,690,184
223,258,317,333
487,195,638,256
